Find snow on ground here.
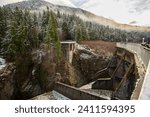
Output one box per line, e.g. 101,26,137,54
45,0,76,8
0,57,6,70
80,53,93,59
31,90,70,100
77,44,99,57
77,44,94,52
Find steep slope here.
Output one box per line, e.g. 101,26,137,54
80,0,150,26
5,0,150,31
70,0,150,26
45,0,76,7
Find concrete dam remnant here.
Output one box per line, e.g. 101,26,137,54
117,43,150,100
93,47,137,99
27,42,150,100
54,42,149,100
61,41,77,64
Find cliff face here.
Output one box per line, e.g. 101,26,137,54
0,51,44,99
71,44,113,87
0,64,15,99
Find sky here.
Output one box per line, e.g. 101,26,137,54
0,0,23,6
0,0,150,26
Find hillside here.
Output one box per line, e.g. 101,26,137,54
5,0,150,31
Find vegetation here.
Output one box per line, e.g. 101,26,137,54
0,5,149,99
0,6,150,62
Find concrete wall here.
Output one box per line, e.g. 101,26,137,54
139,61,150,100
61,42,77,64
117,43,150,100
54,82,107,100
92,78,112,90
117,43,150,69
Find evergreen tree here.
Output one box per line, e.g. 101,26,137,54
77,27,83,42
0,7,9,50
46,11,62,61
5,10,26,61
44,11,58,48
62,21,71,40
45,18,52,49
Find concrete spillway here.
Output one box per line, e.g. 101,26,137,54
117,43,150,100
31,91,70,100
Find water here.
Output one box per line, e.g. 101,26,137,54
31,91,70,100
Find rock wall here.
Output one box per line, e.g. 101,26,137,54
71,45,112,87
0,64,15,99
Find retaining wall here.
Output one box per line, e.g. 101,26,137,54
117,43,150,69
117,43,150,100
54,82,107,100
139,61,150,100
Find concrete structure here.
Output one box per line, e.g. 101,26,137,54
117,43,150,69
117,43,150,100
139,61,150,99
61,41,77,63
51,43,150,100
93,47,136,99
54,45,146,100
54,82,107,100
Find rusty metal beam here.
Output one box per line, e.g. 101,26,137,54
111,51,126,80
116,53,132,63
112,62,134,97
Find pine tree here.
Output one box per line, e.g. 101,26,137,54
77,27,83,42
3,8,33,61
45,18,52,49
5,11,26,61
44,11,58,48
0,7,8,50
57,10,61,18
45,11,62,61
62,21,71,40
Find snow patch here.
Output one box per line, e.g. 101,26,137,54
77,44,98,57
0,57,6,70
77,44,93,52
32,90,70,100
80,53,93,59
45,0,76,8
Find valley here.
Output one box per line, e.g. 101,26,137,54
0,0,150,100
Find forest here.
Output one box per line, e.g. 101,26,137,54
0,6,150,63
0,6,150,99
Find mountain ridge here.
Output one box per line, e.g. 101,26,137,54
4,0,150,31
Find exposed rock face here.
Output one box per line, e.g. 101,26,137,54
0,63,15,99
72,45,112,87
0,49,55,100
0,43,114,99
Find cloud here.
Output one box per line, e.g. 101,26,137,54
0,0,149,25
